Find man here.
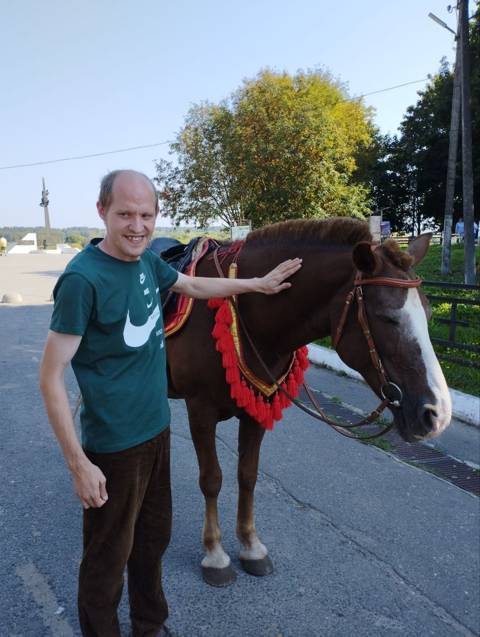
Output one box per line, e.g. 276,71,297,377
455,217,464,240
39,169,301,637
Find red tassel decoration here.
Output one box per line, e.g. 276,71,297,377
297,346,310,371
208,298,311,430
272,394,282,421
246,389,257,417
293,363,304,385
263,404,274,430
208,298,223,309
256,394,266,422
212,322,225,340
287,374,298,397
280,382,291,408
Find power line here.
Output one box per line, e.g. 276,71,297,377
359,78,429,98
0,77,434,171
0,141,170,171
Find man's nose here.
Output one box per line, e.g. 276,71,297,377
130,215,143,233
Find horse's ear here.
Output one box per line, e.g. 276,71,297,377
407,233,432,266
352,242,381,274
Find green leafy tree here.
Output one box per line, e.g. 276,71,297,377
64,232,88,247
369,62,459,234
369,5,479,234
155,69,374,228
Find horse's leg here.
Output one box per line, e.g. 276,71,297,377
187,402,236,587
237,415,273,576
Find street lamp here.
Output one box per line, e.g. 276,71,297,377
428,12,457,36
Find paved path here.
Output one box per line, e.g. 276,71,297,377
0,255,479,636
0,253,74,305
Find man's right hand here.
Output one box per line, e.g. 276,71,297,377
73,460,108,509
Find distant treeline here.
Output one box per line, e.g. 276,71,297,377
0,226,229,248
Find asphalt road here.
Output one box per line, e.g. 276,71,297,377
1,298,479,637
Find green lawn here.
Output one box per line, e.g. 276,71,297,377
415,244,479,395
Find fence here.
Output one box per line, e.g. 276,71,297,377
422,280,480,369
392,233,463,247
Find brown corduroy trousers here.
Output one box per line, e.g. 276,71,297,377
78,428,172,637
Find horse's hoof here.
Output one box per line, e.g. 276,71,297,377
201,564,237,587
240,554,274,577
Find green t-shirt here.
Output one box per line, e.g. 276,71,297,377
50,241,178,453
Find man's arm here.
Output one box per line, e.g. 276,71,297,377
39,331,108,509
171,257,302,299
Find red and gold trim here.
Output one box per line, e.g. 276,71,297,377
208,280,309,430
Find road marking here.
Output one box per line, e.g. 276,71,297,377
16,562,74,636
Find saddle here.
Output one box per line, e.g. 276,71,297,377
149,236,219,336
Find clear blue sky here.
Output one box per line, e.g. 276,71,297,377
0,0,458,228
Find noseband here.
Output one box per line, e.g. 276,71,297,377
333,273,423,408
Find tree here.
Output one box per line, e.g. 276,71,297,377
155,69,374,228
369,4,479,238
382,61,460,234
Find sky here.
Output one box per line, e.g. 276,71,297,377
0,0,459,229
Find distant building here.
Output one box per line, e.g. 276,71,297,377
8,232,38,254
7,233,80,255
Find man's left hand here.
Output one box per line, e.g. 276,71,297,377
256,258,302,295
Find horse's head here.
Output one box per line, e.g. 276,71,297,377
334,235,451,442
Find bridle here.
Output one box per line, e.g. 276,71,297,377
212,246,423,440
332,273,423,411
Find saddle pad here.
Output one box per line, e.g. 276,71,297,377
162,236,216,337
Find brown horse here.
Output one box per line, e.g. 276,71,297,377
165,218,451,586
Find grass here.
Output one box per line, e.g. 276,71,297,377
366,438,393,452
315,243,479,396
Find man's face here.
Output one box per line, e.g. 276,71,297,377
96,173,157,262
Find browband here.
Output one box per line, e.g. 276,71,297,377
353,276,422,288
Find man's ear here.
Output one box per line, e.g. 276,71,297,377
407,233,432,267
352,242,381,274
96,201,106,222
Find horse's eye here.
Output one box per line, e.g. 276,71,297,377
378,314,399,326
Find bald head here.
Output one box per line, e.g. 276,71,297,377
98,170,159,214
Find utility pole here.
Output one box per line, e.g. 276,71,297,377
429,4,476,281
40,178,51,242
440,21,461,275
459,0,476,284
429,11,459,274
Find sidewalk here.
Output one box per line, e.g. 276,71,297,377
0,253,74,305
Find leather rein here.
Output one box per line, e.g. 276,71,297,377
212,247,422,440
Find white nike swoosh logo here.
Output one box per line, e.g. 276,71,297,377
123,304,160,348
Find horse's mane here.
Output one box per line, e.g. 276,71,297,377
245,218,372,248
381,239,414,271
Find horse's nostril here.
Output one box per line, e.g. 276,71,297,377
421,406,438,432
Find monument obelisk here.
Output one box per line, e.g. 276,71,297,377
40,178,51,249
40,178,51,231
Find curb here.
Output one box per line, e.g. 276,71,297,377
307,344,480,428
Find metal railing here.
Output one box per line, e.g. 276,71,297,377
422,280,480,369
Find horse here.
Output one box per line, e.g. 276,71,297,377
163,217,452,587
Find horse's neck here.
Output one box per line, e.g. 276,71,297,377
237,245,354,356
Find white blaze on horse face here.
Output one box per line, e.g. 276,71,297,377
399,288,452,436
201,544,231,569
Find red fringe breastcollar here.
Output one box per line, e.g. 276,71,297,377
207,295,309,430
